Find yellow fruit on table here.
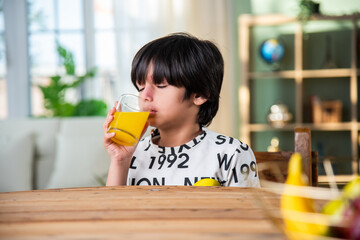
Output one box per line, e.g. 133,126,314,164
322,176,360,215
281,153,327,239
342,176,360,199
321,176,360,238
193,178,221,186
322,176,360,218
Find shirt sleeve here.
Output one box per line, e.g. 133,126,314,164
226,143,261,187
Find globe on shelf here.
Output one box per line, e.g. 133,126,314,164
260,39,285,68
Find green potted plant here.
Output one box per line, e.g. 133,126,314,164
298,0,320,24
39,44,107,117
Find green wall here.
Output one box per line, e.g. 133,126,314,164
230,0,360,174
231,0,360,128
231,0,360,127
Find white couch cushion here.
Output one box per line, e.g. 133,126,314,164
46,133,109,189
46,117,109,188
0,132,34,192
30,118,60,189
0,118,60,189
59,117,105,136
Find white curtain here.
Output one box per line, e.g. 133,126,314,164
112,0,235,136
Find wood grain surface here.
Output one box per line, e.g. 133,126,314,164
0,186,286,239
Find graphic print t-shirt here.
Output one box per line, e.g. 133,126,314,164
127,128,260,187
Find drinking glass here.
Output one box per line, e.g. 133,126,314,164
107,94,149,146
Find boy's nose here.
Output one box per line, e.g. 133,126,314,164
141,85,153,102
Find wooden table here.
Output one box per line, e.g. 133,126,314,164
0,186,286,239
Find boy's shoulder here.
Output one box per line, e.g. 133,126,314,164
201,128,251,153
203,128,245,145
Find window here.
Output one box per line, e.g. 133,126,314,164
93,0,173,105
28,0,85,116
3,0,231,133
0,0,7,119
27,0,174,117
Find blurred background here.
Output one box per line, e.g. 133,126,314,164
0,0,359,189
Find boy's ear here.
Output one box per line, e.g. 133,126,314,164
193,94,207,106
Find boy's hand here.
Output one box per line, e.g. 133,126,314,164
103,101,137,163
103,101,149,186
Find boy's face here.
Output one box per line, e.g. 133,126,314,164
136,68,206,131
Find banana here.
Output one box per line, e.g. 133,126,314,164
280,153,326,239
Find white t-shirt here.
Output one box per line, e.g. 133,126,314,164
127,128,260,187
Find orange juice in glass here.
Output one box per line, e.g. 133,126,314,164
107,94,149,146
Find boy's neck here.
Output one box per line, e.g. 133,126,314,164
155,125,202,147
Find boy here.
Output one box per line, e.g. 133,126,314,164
103,33,260,187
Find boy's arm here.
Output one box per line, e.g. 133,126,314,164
103,128,135,186
106,159,131,186
103,103,149,186
102,104,137,186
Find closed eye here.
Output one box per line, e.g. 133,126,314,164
136,84,145,92
156,84,168,89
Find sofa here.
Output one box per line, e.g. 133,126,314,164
0,117,112,192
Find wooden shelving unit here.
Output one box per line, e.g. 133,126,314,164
238,13,360,180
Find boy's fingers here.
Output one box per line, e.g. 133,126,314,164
109,106,116,115
103,132,115,145
105,132,115,139
107,102,117,117
107,113,114,123
103,114,113,130
103,104,117,131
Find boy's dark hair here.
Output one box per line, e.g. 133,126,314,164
131,32,224,127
